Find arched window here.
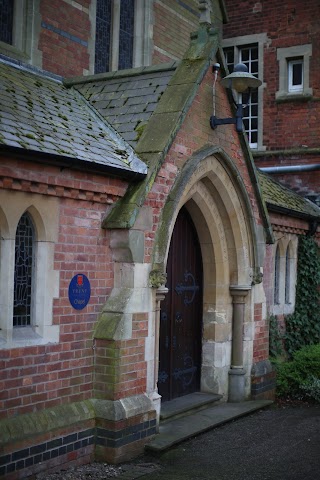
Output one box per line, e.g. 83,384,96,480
285,245,291,304
13,212,35,327
274,245,280,304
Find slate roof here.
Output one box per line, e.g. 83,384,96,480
0,58,147,179
258,170,320,219
68,63,178,148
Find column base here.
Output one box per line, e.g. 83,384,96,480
149,391,162,432
228,368,246,402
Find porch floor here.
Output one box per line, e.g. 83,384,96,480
146,396,273,452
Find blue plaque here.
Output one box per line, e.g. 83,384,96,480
68,274,91,310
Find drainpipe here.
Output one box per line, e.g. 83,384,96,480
259,164,320,174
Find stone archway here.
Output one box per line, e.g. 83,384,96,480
152,147,264,402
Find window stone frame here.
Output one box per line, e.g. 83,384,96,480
276,44,313,102
0,191,60,349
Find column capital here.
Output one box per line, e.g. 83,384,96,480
229,285,251,303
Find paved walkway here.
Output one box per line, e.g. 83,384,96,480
129,405,320,480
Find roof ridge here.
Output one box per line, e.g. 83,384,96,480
63,62,180,87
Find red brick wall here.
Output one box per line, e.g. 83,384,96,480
253,302,268,362
93,313,148,401
153,0,199,63
39,0,91,76
0,158,127,420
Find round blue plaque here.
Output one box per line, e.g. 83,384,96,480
68,274,91,310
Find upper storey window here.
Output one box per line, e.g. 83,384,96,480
0,0,39,63
0,0,14,45
224,43,260,148
222,33,266,150
95,0,149,73
276,45,312,101
95,0,134,73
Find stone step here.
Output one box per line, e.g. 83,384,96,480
146,400,273,452
160,392,222,423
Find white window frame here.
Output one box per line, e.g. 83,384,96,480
222,33,267,152
276,44,312,101
92,0,153,74
0,191,60,349
288,59,303,93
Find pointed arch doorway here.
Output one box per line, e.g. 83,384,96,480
158,207,203,402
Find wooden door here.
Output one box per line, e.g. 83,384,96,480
158,207,203,402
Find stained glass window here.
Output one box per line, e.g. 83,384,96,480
95,0,112,73
13,212,34,327
95,0,135,73
0,0,14,45
119,0,134,70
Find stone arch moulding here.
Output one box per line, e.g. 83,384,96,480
152,145,265,285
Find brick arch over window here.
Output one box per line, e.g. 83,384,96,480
152,147,265,397
0,191,60,348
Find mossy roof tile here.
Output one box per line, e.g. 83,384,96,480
0,60,147,178
258,170,320,219
72,63,177,148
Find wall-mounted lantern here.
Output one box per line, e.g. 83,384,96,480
210,63,262,133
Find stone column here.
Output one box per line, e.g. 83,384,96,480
148,285,168,430
228,285,251,402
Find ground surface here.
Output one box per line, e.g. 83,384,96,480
37,404,320,480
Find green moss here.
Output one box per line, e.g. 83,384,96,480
134,121,147,141
25,133,36,140
58,113,68,121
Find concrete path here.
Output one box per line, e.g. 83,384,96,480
131,405,320,480
147,400,273,452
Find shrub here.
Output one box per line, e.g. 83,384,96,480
300,376,320,403
275,343,320,401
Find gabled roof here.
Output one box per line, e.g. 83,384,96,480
67,63,178,148
258,170,320,219
0,58,147,180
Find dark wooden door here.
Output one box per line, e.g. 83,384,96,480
158,207,203,402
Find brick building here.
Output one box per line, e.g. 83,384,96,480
0,1,319,478
223,0,320,203
222,0,320,319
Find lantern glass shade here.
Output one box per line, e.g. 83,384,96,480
221,63,262,93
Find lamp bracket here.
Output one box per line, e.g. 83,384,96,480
210,103,244,133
